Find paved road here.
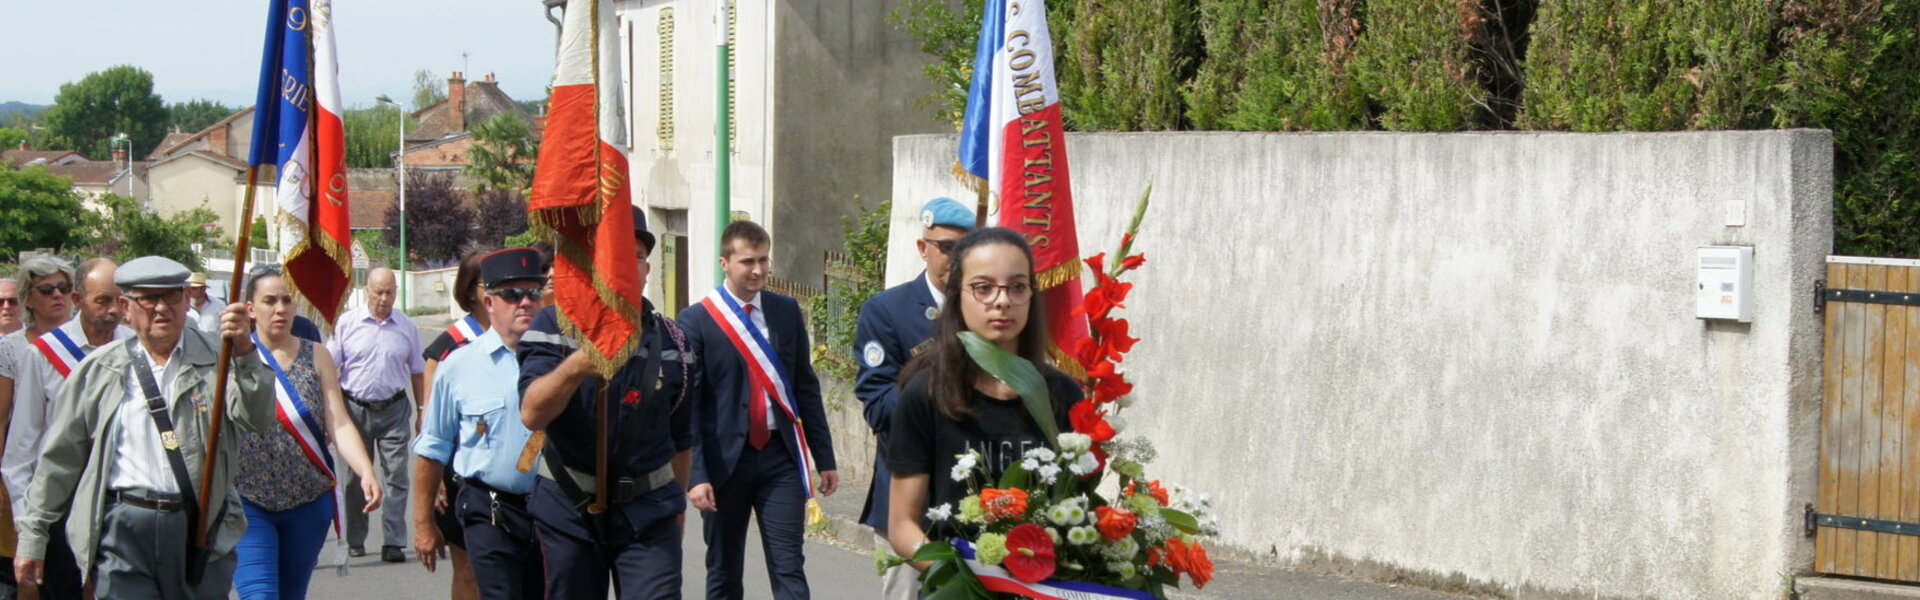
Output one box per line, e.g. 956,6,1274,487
303,506,877,599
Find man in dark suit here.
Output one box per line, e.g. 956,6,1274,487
679,220,837,600
851,197,972,599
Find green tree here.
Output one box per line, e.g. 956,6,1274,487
386,173,472,267
167,99,236,134
0,127,26,151
0,163,91,259
344,105,405,169
413,70,448,112
465,113,537,193
1058,0,1205,130
42,66,168,159
250,216,271,250
86,194,221,270
1184,0,1367,131
805,197,892,382
887,0,985,127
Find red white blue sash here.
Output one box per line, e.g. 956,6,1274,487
701,288,817,498
953,539,1156,600
29,328,87,379
253,333,336,481
448,315,482,349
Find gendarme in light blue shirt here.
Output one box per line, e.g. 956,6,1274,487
411,328,536,495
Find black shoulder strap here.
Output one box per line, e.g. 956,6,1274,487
125,343,208,575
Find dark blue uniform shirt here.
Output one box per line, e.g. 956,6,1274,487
517,303,697,501
851,272,940,529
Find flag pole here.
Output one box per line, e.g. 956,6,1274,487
199,164,263,549
714,0,731,281
974,187,988,228
589,383,610,514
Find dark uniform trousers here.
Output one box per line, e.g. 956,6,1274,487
38,515,84,599
530,477,683,600
455,483,542,599
703,433,809,600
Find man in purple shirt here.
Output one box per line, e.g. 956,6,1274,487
329,268,427,563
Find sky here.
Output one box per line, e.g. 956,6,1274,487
0,0,559,111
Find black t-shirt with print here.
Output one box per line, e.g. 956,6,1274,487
888,369,1083,518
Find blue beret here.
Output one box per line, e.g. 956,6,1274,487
115,256,192,290
920,197,975,231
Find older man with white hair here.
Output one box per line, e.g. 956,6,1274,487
329,267,426,562
0,279,22,337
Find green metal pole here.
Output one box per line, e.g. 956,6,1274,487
398,105,409,311
714,0,731,283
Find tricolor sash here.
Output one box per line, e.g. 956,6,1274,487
952,539,1156,600
449,315,482,347
30,328,87,379
700,288,817,498
254,334,337,481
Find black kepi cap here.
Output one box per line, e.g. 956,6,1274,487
480,247,545,288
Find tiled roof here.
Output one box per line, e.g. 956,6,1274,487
44,160,129,185
150,107,253,158
350,189,396,229
409,80,535,142
148,133,194,159
3,150,85,167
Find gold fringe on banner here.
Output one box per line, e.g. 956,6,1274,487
529,202,649,379
274,211,354,327
1034,259,1080,291
1050,343,1087,381
951,161,989,198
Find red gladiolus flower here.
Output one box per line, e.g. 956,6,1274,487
1092,375,1134,404
1002,523,1058,583
1083,252,1107,277
1119,253,1147,272
979,488,1029,522
1070,402,1116,442
1094,506,1137,542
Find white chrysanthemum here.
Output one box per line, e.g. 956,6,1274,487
1101,535,1140,560
1110,560,1138,579
925,503,953,523
1047,527,1062,546
1069,451,1100,476
1020,457,1040,471
1023,447,1057,463
1057,433,1092,453
1067,526,1099,546
1047,502,1086,526
950,451,980,482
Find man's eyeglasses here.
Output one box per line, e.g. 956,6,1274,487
32,283,72,296
966,281,1032,305
0,297,16,307
488,287,545,304
125,289,187,310
922,238,957,255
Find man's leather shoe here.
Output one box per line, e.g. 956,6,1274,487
347,545,366,558
380,546,405,563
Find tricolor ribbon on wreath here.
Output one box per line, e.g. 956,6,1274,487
952,539,1157,600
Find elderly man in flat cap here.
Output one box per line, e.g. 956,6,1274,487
13,256,277,600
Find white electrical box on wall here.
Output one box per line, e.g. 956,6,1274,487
1697,246,1754,323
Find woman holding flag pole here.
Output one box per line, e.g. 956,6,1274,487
232,266,382,600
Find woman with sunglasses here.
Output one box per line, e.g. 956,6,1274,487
232,267,383,600
411,250,487,600
885,227,1085,566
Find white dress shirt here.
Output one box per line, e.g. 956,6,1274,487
110,338,187,494
3,320,133,511
724,286,772,418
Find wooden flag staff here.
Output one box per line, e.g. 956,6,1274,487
198,163,264,549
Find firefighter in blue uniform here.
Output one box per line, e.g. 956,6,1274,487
516,208,698,599
852,197,973,599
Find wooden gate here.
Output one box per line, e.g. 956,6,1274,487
1814,257,1920,581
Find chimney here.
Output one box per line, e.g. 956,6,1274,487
207,126,230,157
448,71,467,132
484,73,496,83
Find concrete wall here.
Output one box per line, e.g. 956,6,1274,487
887,131,1834,599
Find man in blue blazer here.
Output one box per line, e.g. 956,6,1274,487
679,220,838,600
852,197,972,599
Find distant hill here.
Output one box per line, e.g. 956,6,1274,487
0,102,46,118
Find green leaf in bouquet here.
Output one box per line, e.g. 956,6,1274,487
1161,508,1203,536
998,461,1030,490
911,540,960,563
957,331,1059,441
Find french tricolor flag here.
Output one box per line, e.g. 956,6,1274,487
250,0,352,325
956,0,1090,373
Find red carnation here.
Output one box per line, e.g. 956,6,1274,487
1002,523,1058,583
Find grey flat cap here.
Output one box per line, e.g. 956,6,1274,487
115,256,193,289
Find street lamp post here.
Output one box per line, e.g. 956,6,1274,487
110,132,132,199
375,95,409,311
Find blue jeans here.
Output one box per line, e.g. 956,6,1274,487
233,493,334,600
